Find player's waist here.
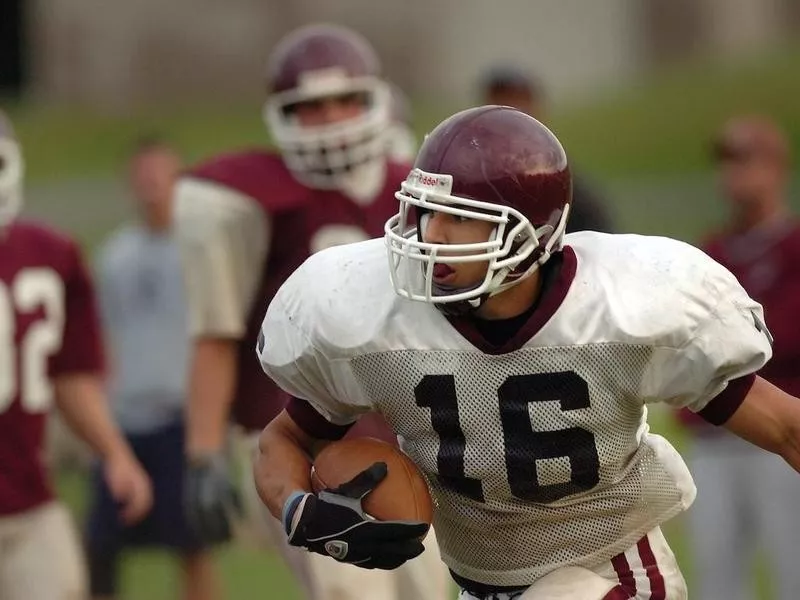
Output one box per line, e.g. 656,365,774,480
0,473,54,517
434,482,689,586
440,504,681,590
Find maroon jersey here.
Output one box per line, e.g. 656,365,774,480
188,150,407,441
678,219,800,431
0,220,105,515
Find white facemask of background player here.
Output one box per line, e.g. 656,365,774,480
264,68,392,200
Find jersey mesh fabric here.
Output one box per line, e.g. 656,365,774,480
350,342,691,586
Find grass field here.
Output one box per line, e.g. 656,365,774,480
25,45,800,598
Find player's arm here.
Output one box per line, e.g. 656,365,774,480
723,377,800,472
255,402,428,570
173,177,269,542
254,298,428,569
173,178,270,455
53,244,152,524
54,375,151,523
254,408,321,517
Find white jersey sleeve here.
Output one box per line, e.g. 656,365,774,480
641,252,772,415
173,177,270,339
256,248,378,426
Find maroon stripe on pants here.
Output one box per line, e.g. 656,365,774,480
604,587,635,600
610,551,636,598
637,536,666,599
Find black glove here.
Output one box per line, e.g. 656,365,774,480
282,462,430,570
184,453,242,545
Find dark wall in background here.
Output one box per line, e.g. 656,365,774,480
0,0,26,95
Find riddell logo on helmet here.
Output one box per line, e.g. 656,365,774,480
407,169,453,194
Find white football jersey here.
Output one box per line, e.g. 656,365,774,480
257,232,772,587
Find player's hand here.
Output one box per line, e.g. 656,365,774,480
282,462,430,570
104,451,154,525
185,452,242,545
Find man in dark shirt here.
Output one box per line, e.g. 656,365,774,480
676,115,800,600
478,64,615,233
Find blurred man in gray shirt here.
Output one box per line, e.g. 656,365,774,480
85,138,220,600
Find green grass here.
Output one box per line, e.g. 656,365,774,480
7,43,800,185
551,44,800,178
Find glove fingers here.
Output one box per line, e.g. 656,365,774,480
203,506,231,543
354,539,426,569
334,462,388,499
184,470,233,544
359,520,430,542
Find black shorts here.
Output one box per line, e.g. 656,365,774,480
85,420,205,554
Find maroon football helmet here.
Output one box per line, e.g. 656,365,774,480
263,24,391,189
0,109,23,226
385,105,572,309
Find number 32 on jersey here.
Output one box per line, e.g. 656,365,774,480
0,269,65,414
415,371,601,504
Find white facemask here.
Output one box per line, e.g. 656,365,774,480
384,168,569,307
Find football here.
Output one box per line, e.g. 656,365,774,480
311,437,434,525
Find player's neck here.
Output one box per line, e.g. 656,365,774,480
735,197,787,233
475,273,542,321
141,208,172,234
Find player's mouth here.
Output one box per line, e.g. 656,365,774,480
432,263,456,283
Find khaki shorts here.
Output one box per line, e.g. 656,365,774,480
0,501,87,600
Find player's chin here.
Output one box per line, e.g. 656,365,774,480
432,277,484,296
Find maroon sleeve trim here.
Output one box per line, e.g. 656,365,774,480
286,397,353,440
698,373,757,426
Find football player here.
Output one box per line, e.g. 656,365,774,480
676,116,800,600
174,23,448,600
0,109,152,600
254,105,800,599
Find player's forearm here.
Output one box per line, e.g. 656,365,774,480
186,338,238,456
54,374,132,461
724,376,800,471
255,412,317,519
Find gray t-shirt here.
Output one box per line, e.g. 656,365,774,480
97,225,188,433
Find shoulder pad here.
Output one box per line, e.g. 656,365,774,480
187,149,308,212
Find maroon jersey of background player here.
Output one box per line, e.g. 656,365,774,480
0,220,105,515
185,150,408,439
678,220,800,429
705,221,800,395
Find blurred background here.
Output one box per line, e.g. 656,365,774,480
2,0,800,598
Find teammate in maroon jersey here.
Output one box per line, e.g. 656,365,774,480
677,116,800,600
174,24,448,600
0,109,152,600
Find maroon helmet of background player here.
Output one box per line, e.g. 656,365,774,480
0,109,24,226
385,105,572,312
263,23,392,189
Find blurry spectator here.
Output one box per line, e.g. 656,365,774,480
478,64,615,233
675,115,800,600
0,109,152,600
85,138,220,600
385,81,418,163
